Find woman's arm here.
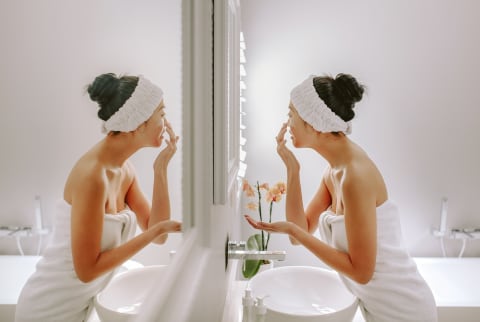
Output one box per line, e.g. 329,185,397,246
284,161,307,236
124,159,174,244
244,168,377,284
124,164,150,231
75,219,180,283
245,213,374,284
245,215,360,281
304,169,332,234
340,168,377,283
295,169,377,283
276,123,330,242
276,123,307,243
71,170,180,283
73,221,180,283
148,121,179,244
125,121,179,244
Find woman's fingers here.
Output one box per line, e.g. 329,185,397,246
170,221,182,232
158,121,179,159
164,137,178,152
163,220,182,233
276,139,292,161
276,123,292,157
164,120,179,144
275,136,300,171
244,215,260,228
244,215,276,232
244,214,295,236
275,122,288,144
276,132,289,156
276,138,287,153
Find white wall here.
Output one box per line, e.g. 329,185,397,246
240,0,480,266
0,0,182,264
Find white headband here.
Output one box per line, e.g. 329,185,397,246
102,75,164,133
290,75,351,134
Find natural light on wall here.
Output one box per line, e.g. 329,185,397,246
238,31,247,179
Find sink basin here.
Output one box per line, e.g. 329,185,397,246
94,265,168,322
248,266,358,322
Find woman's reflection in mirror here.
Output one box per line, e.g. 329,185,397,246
15,73,182,322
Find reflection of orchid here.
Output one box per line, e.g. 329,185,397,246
242,180,255,197
241,179,287,278
246,202,258,211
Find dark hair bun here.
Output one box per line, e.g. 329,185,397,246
312,73,365,122
333,73,364,106
87,73,120,107
87,73,138,122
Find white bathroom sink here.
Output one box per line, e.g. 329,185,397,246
94,265,168,322
248,266,358,322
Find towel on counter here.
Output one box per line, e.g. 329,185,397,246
15,199,137,322
319,200,438,322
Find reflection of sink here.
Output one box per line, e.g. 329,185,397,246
248,266,358,322
94,265,167,322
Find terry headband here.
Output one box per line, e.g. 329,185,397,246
102,75,164,133
290,75,351,134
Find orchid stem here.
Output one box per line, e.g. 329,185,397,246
266,201,273,249
256,181,265,251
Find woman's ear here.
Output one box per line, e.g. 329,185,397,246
134,120,148,134
303,120,315,133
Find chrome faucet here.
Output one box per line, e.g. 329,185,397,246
227,240,286,261
451,228,480,239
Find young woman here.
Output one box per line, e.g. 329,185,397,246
245,74,437,321
15,73,182,322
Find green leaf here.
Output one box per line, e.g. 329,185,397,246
241,234,263,279
242,259,262,279
246,233,263,251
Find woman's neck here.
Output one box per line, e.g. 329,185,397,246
311,133,356,169
96,133,141,168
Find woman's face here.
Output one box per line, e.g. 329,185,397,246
145,101,166,147
287,103,308,147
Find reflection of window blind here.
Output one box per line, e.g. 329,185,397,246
238,32,247,178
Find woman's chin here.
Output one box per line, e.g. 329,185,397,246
154,137,164,147
291,136,298,147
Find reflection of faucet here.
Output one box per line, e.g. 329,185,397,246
1,226,49,256
0,226,34,256
0,226,32,236
227,240,286,261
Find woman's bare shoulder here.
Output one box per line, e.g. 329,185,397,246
342,156,387,203
64,155,107,201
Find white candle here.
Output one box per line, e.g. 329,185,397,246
34,195,43,231
440,197,448,234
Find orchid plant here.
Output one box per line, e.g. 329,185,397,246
241,179,287,278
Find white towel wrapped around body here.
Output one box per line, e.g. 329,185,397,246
15,199,137,322
319,200,437,322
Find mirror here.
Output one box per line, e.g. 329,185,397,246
0,0,183,262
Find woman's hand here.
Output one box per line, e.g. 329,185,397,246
244,215,295,235
151,219,182,237
154,120,179,173
276,122,300,172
